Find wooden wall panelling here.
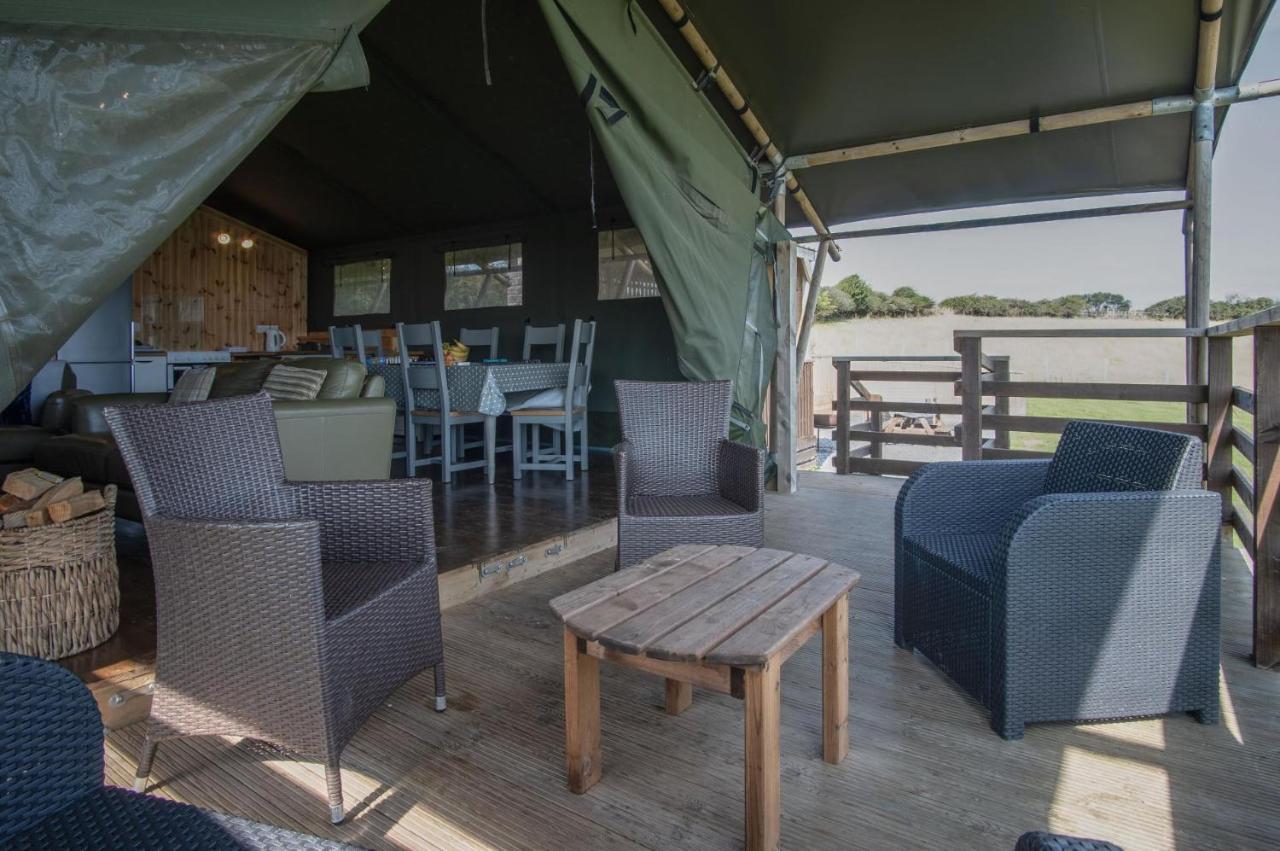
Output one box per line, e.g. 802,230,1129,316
133,206,307,351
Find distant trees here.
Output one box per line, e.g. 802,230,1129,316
810,275,1275,324
937,293,1092,318
1143,294,1276,321
814,275,934,321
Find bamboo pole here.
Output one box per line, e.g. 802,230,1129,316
784,77,1280,171
794,199,1190,243
1188,0,1223,414
655,0,840,261
795,238,830,377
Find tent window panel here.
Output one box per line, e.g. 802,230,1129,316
598,228,659,300
333,258,392,316
445,243,523,310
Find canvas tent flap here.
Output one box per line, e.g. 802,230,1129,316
0,1,386,407
537,0,780,445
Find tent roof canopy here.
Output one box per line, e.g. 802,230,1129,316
205,0,1274,248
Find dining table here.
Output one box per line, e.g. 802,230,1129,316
368,359,572,483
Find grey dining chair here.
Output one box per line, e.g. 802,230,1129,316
522,322,565,361
103,393,444,826
511,319,595,480
459,326,499,360
396,321,491,484
329,324,383,360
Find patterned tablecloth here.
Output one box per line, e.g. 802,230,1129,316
369,361,570,416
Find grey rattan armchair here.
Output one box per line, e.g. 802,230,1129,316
105,393,445,824
895,420,1221,739
613,380,764,568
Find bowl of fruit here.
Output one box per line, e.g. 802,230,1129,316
443,339,470,366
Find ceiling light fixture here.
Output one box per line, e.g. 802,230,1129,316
240,237,255,249
216,232,231,245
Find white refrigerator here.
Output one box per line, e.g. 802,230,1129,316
57,278,135,395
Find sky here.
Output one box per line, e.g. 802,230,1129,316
800,15,1280,311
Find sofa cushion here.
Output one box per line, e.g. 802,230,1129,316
0,426,53,463
207,360,275,399
262,364,326,401
168,367,215,404
286,357,367,399
32,434,132,490
902,532,1001,592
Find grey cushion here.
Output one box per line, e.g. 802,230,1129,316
208,361,274,399
168,367,215,404
262,364,326,401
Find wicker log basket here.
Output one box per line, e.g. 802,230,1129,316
0,485,118,659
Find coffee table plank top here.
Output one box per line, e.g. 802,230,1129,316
551,545,860,668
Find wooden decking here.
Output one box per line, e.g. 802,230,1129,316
103,472,1280,850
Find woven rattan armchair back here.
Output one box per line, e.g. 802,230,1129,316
615,379,732,496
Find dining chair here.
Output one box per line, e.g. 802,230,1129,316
396,321,491,484
329,324,384,360
522,322,565,362
459,326,499,360
511,319,595,480
520,323,567,457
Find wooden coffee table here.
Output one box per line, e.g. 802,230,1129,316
550,544,860,851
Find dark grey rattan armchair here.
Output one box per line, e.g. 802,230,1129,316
895,420,1221,739
105,393,445,824
613,380,764,568
0,652,358,849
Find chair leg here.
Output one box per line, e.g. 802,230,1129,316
434,662,447,712
513,422,523,480
406,419,418,476
326,759,344,824
1191,705,1220,725
441,420,454,485
564,418,575,481
132,736,158,793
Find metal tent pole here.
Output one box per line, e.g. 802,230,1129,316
1188,0,1223,415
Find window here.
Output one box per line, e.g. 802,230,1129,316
333,258,391,316
444,243,523,309
598,227,659,300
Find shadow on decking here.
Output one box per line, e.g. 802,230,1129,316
103,471,1280,850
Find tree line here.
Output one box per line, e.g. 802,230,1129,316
814,274,1274,322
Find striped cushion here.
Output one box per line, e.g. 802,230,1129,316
168,367,215,404
262,364,327,401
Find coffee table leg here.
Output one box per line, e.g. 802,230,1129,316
665,678,692,715
563,628,601,793
744,660,780,851
822,594,849,764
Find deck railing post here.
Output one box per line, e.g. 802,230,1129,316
1253,326,1280,668
990,355,1011,450
1206,335,1233,523
835,360,850,474
956,336,983,460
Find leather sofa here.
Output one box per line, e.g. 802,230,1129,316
22,357,394,520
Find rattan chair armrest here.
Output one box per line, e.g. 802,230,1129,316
613,440,637,517
288,479,435,565
146,514,326,626
717,439,765,512
895,459,1051,539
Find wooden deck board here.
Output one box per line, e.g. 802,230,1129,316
103,472,1280,850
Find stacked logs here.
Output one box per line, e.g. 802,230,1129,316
0,469,107,530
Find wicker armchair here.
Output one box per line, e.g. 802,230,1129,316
613,380,764,569
895,420,1221,739
104,392,445,824
0,652,357,849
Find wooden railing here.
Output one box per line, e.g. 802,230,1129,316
831,355,1009,476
